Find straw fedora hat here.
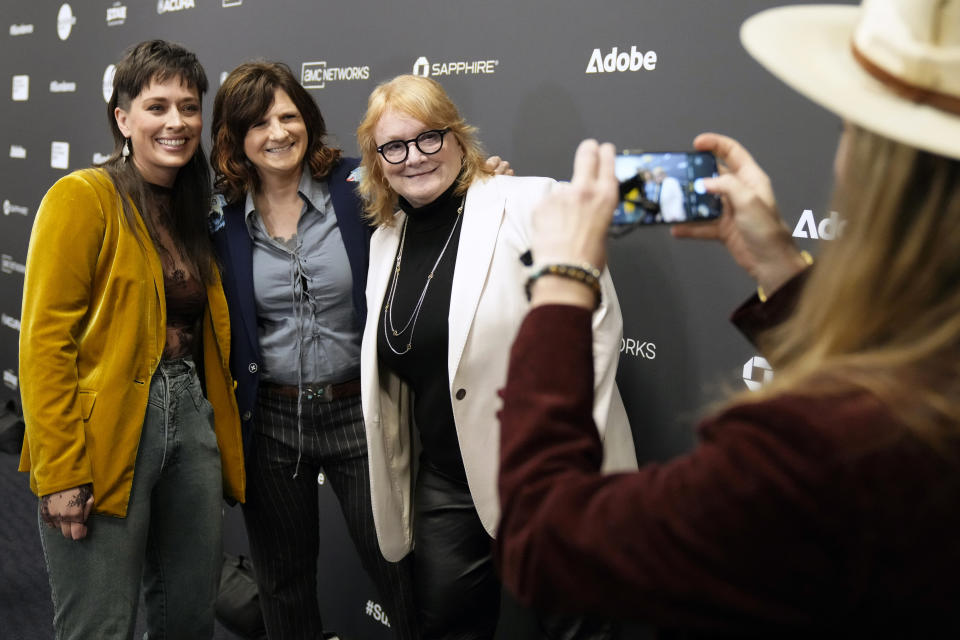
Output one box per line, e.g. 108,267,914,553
740,0,960,160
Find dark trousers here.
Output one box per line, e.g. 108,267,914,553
242,387,417,640
414,461,616,640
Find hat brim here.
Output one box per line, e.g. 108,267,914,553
741,4,960,160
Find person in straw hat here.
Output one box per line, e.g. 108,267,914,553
494,0,960,634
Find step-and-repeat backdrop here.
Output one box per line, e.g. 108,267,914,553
1,0,852,636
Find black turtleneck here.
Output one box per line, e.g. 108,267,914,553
377,180,467,483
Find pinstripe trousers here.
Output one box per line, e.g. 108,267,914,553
241,386,417,640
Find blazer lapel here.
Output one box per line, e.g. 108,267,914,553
366,214,405,346
448,179,505,380
328,160,372,324
222,204,259,355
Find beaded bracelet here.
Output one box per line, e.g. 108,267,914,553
757,250,814,302
524,262,603,309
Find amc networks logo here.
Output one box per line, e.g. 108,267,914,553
620,337,655,359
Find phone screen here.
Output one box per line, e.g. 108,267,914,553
614,151,722,225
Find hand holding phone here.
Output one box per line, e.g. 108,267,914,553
613,150,722,227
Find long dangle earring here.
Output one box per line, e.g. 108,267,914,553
121,138,130,162
383,196,466,355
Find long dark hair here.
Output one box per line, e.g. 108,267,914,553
102,39,215,283
211,61,342,205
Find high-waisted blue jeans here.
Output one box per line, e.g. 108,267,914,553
40,358,224,639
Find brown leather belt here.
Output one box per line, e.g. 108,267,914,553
261,379,361,401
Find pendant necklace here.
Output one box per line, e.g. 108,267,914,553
382,196,465,355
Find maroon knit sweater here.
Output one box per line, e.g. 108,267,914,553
496,283,960,636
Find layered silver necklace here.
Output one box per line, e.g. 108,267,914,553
382,196,465,355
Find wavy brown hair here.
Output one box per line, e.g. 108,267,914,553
211,61,342,204
356,74,494,227
741,125,960,447
102,39,214,283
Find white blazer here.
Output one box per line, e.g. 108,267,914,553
361,174,638,561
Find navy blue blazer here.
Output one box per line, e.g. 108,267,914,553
210,157,372,449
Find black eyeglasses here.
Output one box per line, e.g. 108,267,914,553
376,129,449,164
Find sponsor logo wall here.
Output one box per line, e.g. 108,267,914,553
0,0,849,636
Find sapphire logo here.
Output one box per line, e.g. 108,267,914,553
742,356,773,391
56,4,76,40
157,0,195,14
300,61,370,90
1,254,25,275
103,64,116,102
51,142,70,170
3,370,18,391
107,3,127,26
3,200,29,216
412,56,498,78
9,24,34,36
792,209,846,240
620,337,656,359
413,57,429,77
9,145,26,159
586,46,657,73
50,81,77,93
2,314,21,332
12,75,29,101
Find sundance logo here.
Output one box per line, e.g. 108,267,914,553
158,0,194,14
57,4,76,40
9,24,34,36
1,255,25,275
51,141,70,170
103,64,116,102
586,46,657,73
301,61,370,90
222,0,242,6
9,145,26,159
12,75,29,101
364,599,391,627
2,314,21,332
620,337,656,359
793,209,845,240
412,56,499,78
50,81,77,93
3,200,29,216
92,152,110,164
3,369,18,391
742,356,773,391
107,3,127,26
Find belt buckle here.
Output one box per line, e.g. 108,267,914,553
303,383,333,402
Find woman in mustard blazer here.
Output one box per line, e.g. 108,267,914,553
18,41,243,640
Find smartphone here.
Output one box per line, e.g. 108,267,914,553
613,151,722,225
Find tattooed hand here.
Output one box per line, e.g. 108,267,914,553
40,484,94,540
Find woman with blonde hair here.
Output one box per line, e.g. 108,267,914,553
209,61,417,639
496,0,960,635
357,74,637,638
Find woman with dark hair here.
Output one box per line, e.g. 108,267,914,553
209,61,417,640
19,40,244,639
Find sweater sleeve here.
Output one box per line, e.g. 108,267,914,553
496,304,843,630
19,172,107,496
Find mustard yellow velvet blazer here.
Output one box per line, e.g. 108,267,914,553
18,168,245,516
